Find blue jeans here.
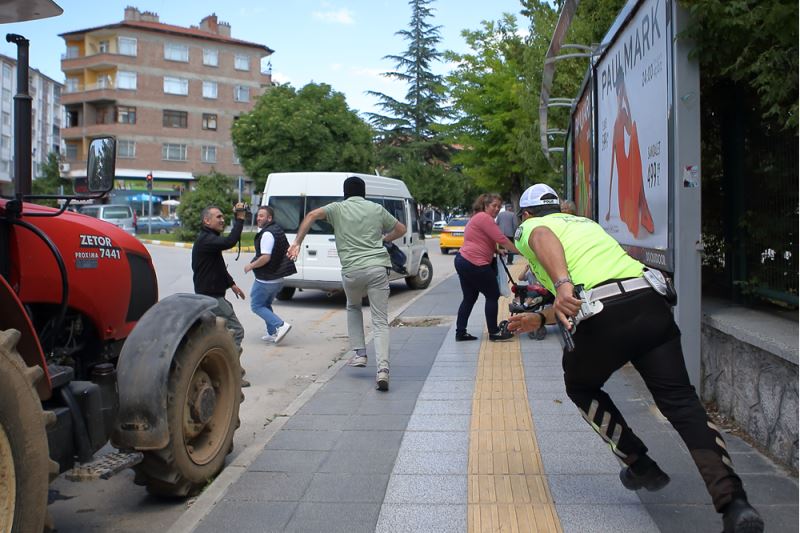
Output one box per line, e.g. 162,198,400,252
250,280,285,335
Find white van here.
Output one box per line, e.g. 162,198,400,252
262,172,433,300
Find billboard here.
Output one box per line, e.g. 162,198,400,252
595,0,671,269
572,81,594,218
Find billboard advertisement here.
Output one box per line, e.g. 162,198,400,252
596,0,670,269
572,82,594,219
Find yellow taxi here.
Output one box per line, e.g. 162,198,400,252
439,217,469,254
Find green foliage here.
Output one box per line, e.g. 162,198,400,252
366,0,460,207
680,0,798,129
31,152,69,207
231,83,375,193
175,172,238,241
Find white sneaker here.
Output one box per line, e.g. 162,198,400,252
261,333,277,343
274,322,292,344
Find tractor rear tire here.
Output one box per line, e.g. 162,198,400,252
134,317,241,497
0,329,50,533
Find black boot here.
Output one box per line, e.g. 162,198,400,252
619,456,670,491
455,332,477,341
721,498,764,533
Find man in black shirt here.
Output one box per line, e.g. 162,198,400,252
192,203,249,385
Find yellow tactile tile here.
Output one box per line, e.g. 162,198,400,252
467,263,562,533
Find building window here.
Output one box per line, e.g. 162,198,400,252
96,75,112,89
118,37,137,56
163,76,188,95
65,45,80,59
98,40,109,54
202,113,217,130
65,143,78,160
234,85,249,102
53,86,61,103
118,140,136,158
1,135,9,149
201,145,217,163
234,54,250,71
164,43,189,62
2,111,9,126
116,105,136,124
95,106,114,124
203,48,218,67
162,143,187,161
233,151,240,165
117,71,137,90
162,110,188,128
65,78,80,93
202,81,217,99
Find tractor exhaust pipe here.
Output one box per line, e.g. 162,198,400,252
7,33,32,199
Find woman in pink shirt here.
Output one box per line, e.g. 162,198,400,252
454,193,520,342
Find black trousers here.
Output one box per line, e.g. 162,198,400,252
454,253,500,335
563,288,745,512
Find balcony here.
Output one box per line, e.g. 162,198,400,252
62,82,120,105
61,51,135,73
61,122,127,140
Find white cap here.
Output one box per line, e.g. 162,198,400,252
519,183,559,208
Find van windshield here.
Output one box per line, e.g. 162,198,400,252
268,196,342,234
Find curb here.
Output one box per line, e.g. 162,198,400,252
166,269,455,533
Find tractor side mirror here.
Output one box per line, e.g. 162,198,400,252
83,137,116,194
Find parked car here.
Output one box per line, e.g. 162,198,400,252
136,216,179,234
79,204,137,235
432,220,448,231
439,217,469,254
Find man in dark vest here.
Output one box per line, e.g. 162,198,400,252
244,206,297,344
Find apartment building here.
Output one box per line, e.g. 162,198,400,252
59,7,272,204
0,54,63,195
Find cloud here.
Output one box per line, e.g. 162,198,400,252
312,8,354,24
271,71,291,85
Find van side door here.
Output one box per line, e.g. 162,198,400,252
381,197,412,278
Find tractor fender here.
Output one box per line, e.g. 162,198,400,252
111,293,220,451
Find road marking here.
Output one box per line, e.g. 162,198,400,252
467,263,562,533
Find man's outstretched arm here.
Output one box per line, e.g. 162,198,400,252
287,207,327,260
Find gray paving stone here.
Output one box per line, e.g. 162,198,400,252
393,449,467,474
318,449,400,474
365,379,424,397
738,473,800,505
530,413,590,432
265,429,342,451
420,380,475,395
344,414,410,431
541,452,622,475
548,474,642,504
223,472,312,502
298,396,364,415
525,379,567,393
555,503,660,533
335,430,404,450
525,365,566,377
413,400,472,415
383,474,467,504
527,390,572,401
400,431,469,452
406,414,471,431
427,366,477,378
194,501,296,533
417,391,474,401
375,504,468,533
302,473,390,502
285,502,381,533
357,399,418,415
727,450,787,474
250,450,329,473
283,414,350,431
388,365,432,378
529,398,578,415
644,503,721,533
635,473,712,506
537,431,612,456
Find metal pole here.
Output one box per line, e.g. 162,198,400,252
7,34,31,199
671,1,703,388
147,194,152,234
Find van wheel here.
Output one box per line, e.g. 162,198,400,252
440,248,449,255
406,256,432,290
275,287,295,301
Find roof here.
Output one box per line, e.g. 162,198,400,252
60,19,273,55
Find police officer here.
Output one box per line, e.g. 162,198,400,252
506,184,763,533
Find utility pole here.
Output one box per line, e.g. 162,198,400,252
146,172,153,234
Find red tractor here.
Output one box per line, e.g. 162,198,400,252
0,3,242,531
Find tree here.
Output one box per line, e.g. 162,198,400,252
366,0,463,207
231,83,375,193
31,152,70,207
175,172,238,241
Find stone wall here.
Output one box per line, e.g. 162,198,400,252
701,325,799,469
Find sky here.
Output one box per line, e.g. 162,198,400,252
1,0,529,117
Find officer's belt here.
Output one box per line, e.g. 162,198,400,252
586,277,650,302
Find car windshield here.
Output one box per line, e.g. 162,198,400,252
447,218,468,227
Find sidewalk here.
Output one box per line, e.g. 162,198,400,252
173,274,799,533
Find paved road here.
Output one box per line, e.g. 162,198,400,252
47,237,456,532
